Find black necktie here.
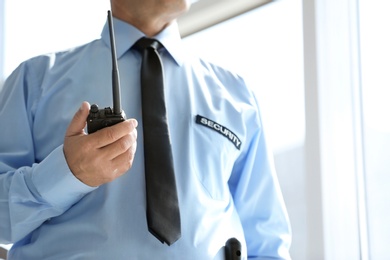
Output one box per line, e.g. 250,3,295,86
134,38,181,245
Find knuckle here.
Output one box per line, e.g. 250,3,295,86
122,150,134,171
123,159,132,172
131,141,137,153
119,138,130,151
121,134,133,150
131,128,138,139
128,148,136,163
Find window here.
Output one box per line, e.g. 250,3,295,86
302,0,390,258
359,0,390,258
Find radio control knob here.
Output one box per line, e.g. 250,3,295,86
90,104,99,113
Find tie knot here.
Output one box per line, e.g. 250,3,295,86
134,37,163,52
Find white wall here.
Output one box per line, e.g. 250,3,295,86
2,0,109,80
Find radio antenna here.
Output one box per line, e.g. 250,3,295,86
86,10,126,134
107,10,122,115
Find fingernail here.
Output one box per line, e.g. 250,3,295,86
132,119,138,128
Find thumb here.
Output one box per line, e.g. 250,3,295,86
65,102,90,137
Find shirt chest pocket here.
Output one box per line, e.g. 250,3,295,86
189,116,241,201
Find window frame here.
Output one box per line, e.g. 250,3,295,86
178,0,273,37
302,0,368,259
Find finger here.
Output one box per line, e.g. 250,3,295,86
101,128,137,160
110,143,137,177
91,119,138,148
65,102,90,137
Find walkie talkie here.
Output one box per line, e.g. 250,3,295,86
87,10,126,134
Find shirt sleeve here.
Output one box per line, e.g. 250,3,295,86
228,91,292,260
0,60,96,244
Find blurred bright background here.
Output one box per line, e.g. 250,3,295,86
0,0,389,259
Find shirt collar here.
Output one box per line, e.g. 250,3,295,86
101,17,185,66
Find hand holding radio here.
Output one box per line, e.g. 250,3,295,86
64,101,138,187
64,11,137,187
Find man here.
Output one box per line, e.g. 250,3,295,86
0,0,291,259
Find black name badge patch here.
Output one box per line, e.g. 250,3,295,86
195,115,241,150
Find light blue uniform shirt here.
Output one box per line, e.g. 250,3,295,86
0,18,291,259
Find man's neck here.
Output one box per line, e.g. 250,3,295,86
111,2,182,37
